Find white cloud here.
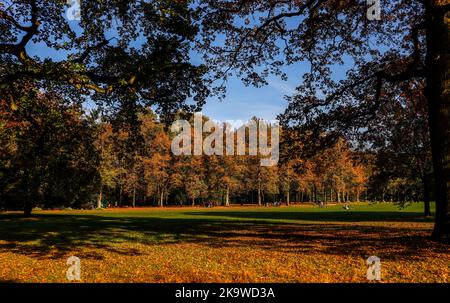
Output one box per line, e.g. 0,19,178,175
267,79,296,95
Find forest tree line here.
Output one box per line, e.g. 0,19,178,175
0,89,433,214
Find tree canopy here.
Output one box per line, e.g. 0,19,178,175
0,0,210,124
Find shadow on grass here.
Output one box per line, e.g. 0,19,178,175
0,211,447,262
188,210,435,223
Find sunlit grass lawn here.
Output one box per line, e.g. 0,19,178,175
0,202,448,283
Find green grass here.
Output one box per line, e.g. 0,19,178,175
0,202,448,283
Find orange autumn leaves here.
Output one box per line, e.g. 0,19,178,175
0,206,448,283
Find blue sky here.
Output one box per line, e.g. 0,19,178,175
201,57,352,123
202,68,302,123
25,5,353,124
28,40,306,124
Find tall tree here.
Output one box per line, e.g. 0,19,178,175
184,157,208,206
142,124,171,207
95,123,125,208
278,161,296,205
368,81,433,215
0,89,99,215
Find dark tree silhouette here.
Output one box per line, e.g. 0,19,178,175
198,0,449,241
368,81,432,216
0,0,210,123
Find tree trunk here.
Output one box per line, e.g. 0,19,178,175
118,187,122,207
132,186,136,208
313,185,317,203
425,3,449,241
286,190,290,206
258,187,262,206
422,176,431,217
159,191,164,207
192,197,195,207
24,200,32,217
97,187,103,209
225,188,230,206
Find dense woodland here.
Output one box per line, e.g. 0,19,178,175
0,88,432,215
0,0,448,241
